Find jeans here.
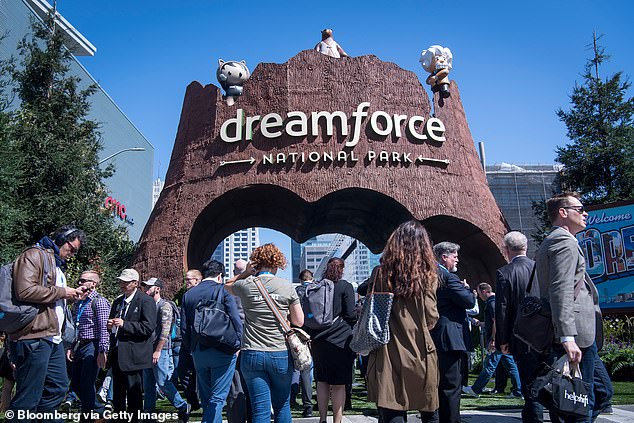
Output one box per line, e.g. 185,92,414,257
171,343,181,387
143,348,187,411
548,343,597,423
240,349,293,423
291,364,313,411
192,345,237,423
71,340,105,417
9,339,67,423
472,350,521,395
592,356,613,421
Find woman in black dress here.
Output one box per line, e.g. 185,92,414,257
309,258,357,423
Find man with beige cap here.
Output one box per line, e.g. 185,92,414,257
107,269,157,422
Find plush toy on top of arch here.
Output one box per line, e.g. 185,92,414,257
420,45,453,99
216,59,251,106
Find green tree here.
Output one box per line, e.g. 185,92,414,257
2,17,134,299
0,35,28,262
556,33,634,204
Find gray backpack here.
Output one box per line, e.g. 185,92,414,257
0,246,50,334
301,279,337,330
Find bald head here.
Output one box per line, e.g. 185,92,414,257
234,259,248,276
185,269,202,290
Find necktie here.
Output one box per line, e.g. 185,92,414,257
113,301,128,343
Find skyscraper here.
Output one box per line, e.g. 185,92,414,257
211,228,260,278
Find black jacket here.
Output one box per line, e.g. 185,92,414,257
108,290,157,371
430,266,476,352
494,255,536,354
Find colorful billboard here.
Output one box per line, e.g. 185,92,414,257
576,200,634,313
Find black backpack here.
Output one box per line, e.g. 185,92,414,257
0,246,51,334
193,287,240,353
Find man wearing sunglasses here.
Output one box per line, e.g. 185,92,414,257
536,192,599,423
67,270,111,422
7,224,88,422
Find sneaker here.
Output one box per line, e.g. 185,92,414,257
602,405,614,415
178,403,191,423
104,402,114,412
505,392,524,400
462,386,479,398
302,407,313,418
60,400,72,412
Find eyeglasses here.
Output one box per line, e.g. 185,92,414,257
563,206,586,214
66,242,79,254
78,278,97,284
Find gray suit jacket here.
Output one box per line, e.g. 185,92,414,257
535,226,598,348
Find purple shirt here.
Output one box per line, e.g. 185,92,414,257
72,290,111,353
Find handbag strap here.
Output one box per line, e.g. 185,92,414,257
253,277,291,334
526,264,584,300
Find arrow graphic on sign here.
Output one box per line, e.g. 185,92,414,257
417,156,450,165
219,157,256,166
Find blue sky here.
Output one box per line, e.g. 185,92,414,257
56,0,633,179
53,0,633,279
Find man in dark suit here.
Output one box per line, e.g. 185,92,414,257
107,269,157,422
536,193,599,423
431,242,477,423
495,231,544,422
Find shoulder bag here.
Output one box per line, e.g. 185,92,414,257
349,271,394,355
253,277,312,371
514,265,584,353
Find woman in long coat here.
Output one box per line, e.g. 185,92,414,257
366,220,440,423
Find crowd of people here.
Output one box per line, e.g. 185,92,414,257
1,192,613,423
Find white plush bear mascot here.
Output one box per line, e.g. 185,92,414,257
216,59,251,106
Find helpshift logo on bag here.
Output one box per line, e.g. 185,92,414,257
564,390,589,407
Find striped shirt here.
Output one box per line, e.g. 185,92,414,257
72,290,111,353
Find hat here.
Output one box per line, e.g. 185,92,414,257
116,268,139,282
142,277,163,288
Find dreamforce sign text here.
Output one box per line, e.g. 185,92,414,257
220,102,446,146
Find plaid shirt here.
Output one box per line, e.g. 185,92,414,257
72,290,111,353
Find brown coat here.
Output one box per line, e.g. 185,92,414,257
9,247,66,340
367,272,439,412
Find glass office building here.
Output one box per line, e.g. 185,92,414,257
0,0,154,241
486,163,561,256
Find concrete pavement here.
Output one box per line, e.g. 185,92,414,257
291,405,634,423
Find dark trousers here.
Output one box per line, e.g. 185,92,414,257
111,347,144,423
378,407,438,423
9,339,67,423
495,364,509,392
178,346,199,409
71,340,104,422
592,357,613,421
227,359,252,423
291,367,312,411
547,343,597,423
515,350,548,423
437,350,462,423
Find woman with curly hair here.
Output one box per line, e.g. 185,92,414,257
308,257,357,423
225,243,304,423
366,220,440,423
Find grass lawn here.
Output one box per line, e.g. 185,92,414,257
153,371,634,421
